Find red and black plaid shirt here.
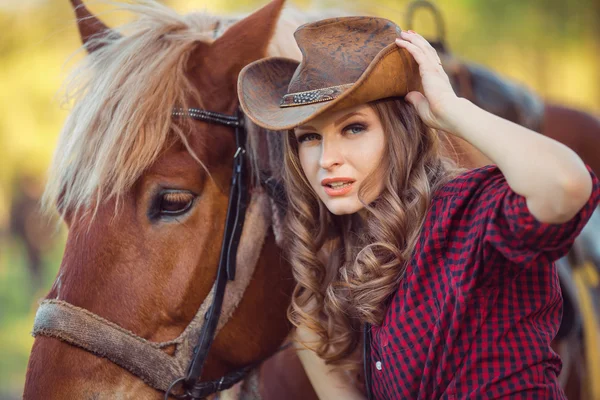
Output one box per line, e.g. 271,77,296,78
369,165,600,399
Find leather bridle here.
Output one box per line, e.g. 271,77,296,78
165,107,281,399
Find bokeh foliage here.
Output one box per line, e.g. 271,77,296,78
0,0,598,397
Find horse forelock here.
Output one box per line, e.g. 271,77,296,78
43,2,230,219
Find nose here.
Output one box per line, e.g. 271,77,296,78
319,138,343,170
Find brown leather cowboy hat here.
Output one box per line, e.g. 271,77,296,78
238,16,422,131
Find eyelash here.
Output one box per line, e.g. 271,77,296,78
297,133,321,143
296,122,368,143
344,123,367,135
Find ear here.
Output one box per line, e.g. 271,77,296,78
191,0,286,79
70,0,120,53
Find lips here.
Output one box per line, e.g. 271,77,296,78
321,177,355,196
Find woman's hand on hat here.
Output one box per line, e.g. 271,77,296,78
395,31,460,132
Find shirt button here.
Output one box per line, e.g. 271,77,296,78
375,361,382,371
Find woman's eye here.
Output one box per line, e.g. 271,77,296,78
297,133,321,143
157,190,195,217
345,124,366,135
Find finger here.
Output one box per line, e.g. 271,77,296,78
395,39,429,66
395,38,440,73
400,31,442,65
412,37,442,68
404,91,430,118
398,38,445,76
400,30,438,58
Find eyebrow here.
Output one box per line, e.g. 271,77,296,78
296,111,367,132
296,124,317,132
333,111,365,127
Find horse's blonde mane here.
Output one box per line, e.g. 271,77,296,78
43,0,309,217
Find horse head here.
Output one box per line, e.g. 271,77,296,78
24,1,303,398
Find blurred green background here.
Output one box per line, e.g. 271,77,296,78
0,0,598,398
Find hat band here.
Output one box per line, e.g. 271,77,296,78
280,83,353,108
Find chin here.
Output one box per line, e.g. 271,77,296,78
323,198,364,215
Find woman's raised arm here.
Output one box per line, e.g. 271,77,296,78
395,30,592,224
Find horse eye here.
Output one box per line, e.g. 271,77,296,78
157,190,195,217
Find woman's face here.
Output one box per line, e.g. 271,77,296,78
294,104,386,215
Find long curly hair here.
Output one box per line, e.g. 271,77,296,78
283,97,462,370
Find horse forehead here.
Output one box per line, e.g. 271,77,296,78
148,127,235,175
185,48,241,110
147,150,202,178
188,71,236,112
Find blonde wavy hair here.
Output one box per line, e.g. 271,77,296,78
284,97,462,370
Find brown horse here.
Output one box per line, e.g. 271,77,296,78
23,0,319,398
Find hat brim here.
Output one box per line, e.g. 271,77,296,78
238,43,421,131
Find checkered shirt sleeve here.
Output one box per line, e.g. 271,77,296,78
462,165,600,285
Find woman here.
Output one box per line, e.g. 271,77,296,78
238,17,599,399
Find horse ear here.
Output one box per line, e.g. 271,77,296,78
70,0,120,53
207,0,286,76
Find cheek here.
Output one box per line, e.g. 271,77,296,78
356,132,386,171
298,147,320,182
373,141,386,165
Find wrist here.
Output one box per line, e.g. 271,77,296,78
437,97,475,135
